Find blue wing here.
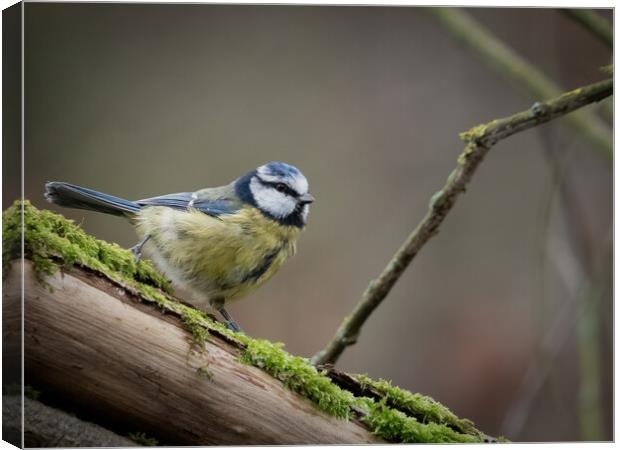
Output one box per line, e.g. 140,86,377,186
136,192,241,218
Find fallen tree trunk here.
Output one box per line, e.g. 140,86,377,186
7,261,381,445
3,202,493,445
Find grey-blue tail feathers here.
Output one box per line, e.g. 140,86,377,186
44,182,141,217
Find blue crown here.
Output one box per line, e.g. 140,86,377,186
261,161,301,179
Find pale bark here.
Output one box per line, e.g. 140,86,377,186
7,261,383,446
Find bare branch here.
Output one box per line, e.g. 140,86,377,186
500,231,611,438
429,8,612,159
561,9,613,48
311,78,613,367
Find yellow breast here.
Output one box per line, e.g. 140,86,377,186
134,206,301,306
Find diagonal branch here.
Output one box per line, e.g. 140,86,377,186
561,9,613,49
429,8,612,159
311,78,612,367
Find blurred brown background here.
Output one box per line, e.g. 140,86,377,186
12,4,612,442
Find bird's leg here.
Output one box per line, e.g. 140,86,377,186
130,234,151,262
215,306,242,334
219,307,242,333
210,297,243,332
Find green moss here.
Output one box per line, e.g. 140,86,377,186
128,432,159,446
5,201,493,443
24,385,42,401
2,202,21,277
359,398,479,444
356,375,481,436
181,308,211,348
3,201,171,295
196,366,214,380
240,339,355,420
238,339,489,442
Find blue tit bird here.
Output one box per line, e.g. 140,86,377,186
44,161,314,332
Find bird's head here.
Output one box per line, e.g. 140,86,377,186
235,161,314,228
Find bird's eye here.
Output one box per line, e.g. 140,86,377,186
275,183,287,192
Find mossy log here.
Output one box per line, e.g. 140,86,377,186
6,261,382,445
3,202,495,445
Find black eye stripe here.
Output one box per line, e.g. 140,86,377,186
258,178,299,197
274,183,298,197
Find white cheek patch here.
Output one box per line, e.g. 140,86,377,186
250,177,297,219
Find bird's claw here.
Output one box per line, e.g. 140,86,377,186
130,246,142,262
130,234,151,263
226,320,243,333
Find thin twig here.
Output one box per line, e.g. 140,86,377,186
500,231,611,438
535,128,606,440
311,78,613,367
561,9,613,48
539,134,605,441
429,8,612,160
576,274,606,440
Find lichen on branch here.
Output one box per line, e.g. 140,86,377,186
430,8,612,158
311,78,612,367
